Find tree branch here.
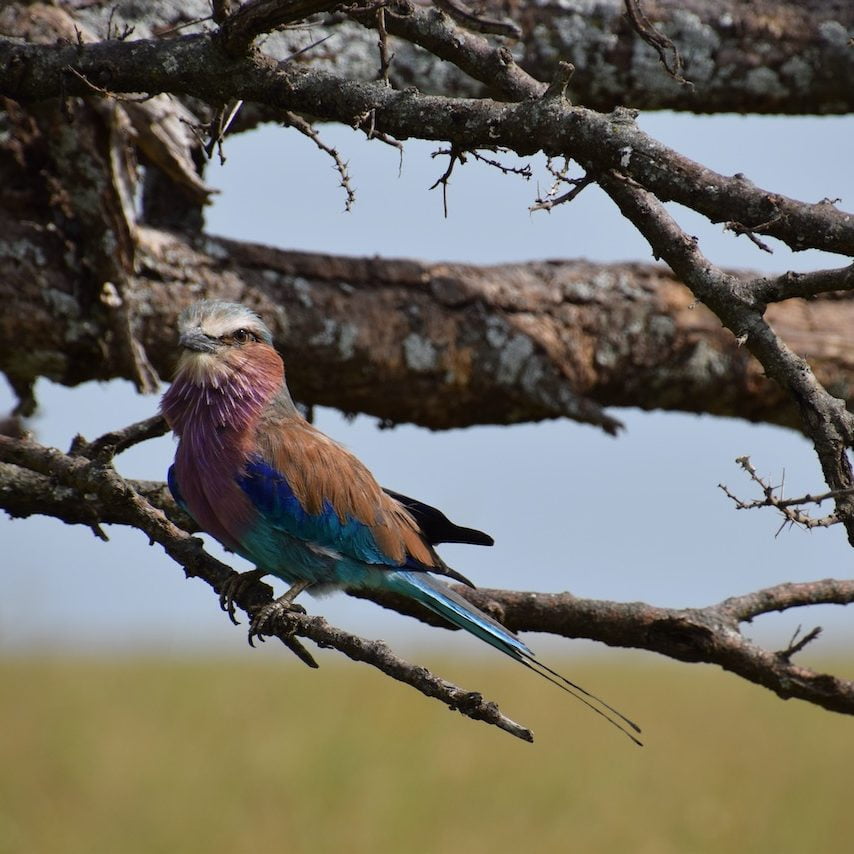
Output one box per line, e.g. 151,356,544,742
718,455,853,531
59,0,854,114
5,225,854,431
597,170,854,542
3,422,854,724
3,34,852,258
751,264,854,304
218,0,345,54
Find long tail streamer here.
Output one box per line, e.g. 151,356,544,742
390,570,643,746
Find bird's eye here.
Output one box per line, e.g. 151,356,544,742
231,328,252,344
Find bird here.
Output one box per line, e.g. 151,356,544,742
160,299,641,744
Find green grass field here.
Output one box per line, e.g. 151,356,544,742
1,652,852,854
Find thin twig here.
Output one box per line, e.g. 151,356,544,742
376,6,393,85
432,0,522,39
724,220,774,254
776,625,822,662
469,149,531,179
429,145,465,217
531,174,593,212
719,455,850,530
283,111,356,211
62,65,154,103
623,0,691,87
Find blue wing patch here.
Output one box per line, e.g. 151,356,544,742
167,464,189,514
237,457,401,568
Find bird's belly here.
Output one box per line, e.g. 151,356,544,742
239,525,356,588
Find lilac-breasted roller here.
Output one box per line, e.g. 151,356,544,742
160,300,640,743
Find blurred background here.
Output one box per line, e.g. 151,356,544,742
2,112,853,853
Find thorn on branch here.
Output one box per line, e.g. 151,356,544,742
531,175,593,212
623,0,692,88
283,111,357,211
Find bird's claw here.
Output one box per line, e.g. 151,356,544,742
248,596,306,647
218,568,267,625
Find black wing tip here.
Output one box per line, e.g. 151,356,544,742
384,487,495,547
454,527,494,548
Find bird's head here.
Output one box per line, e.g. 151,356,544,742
172,300,278,387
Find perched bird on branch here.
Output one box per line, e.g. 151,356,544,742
160,300,640,744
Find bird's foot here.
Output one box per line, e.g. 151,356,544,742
247,580,310,647
218,568,267,625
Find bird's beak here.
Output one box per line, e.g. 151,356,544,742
179,329,218,353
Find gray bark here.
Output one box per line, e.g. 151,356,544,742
54,0,854,114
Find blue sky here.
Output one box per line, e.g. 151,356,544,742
2,111,852,659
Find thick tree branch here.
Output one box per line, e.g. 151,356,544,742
2,423,854,723
2,35,852,258
4,225,854,431
58,0,854,114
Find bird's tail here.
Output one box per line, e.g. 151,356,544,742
385,570,642,746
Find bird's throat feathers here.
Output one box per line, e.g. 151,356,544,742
161,342,286,439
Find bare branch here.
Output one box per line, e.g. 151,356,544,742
623,0,690,87
219,0,344,54
55,0,854,114
4,35,853,257
6,221,854,432
777,625,822,662
751,264,854,304
346,0,544,102
282,111,357,211
719,579,854,624
724,220,774,254
3,424,854,723
719,455,854,530
431,0,522,40
69,414,170,461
